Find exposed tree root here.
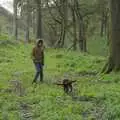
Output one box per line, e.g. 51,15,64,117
101,57,114,74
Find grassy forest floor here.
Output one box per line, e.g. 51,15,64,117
0,40,120,120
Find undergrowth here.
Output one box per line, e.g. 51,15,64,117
0,40,120,120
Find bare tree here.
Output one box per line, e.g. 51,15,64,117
25,0,30,42
71,1,77,50
50,0,68,48
99,0,109,37
13,0,18,40
75,0,87,52
59,0,68,47
35,0,43,39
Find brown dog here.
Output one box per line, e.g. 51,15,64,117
55,79,76,93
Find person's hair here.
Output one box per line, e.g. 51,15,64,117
37,39,43,46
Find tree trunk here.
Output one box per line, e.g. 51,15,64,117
36,0,42,39
57,0,68,48
102,0,120,73
72,8,77,50
13,0,18,41
75,0,87,52
104,10,108,35
25,0,30,42
78,18,87,52
100,11,104,37
32,11,36,36
59,21,66,47
100,9,108,37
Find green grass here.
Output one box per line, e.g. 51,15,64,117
0,40,120,120
0,34,9,40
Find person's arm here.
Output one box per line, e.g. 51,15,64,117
42,50,44,65
31,47,35,60
41,45,45,65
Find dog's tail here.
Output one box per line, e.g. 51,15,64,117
54,83,64,86
68,80,76,84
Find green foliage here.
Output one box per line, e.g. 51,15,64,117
0,42,120,119
0,35,9,40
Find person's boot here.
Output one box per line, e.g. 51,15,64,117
32,79,37,84
40,75,43,82
40,70,43,82
32,72,39,84
32,80,35,84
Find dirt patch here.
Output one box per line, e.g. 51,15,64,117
72,95,106,120
19,102,33,120
72,95,105,103
76,71,98,77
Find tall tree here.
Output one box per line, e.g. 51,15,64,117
71,1,77,50
53,0,68,48
59,0,68,47
35,0,43,39
102,0,120,73
99,0,109,37
75,0,87,52
13,0,18,40
25,0,30,42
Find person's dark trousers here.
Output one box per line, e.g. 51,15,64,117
32,62,43,84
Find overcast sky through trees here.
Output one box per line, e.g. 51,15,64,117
0,0,13,13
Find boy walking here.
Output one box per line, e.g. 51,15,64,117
32,39,44,84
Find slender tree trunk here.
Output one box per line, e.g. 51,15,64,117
100,9,108,37
78,19,87,52
48,24,58,46
75,0,87,52
25,0,30,42
61,0,68,47
32,11,36,36
13,0,18,41
36,0,42,39
59,21,66,47
72,8,77,50
57,0,68,48
104,11,108,35
102,0,120,73
107,11,111,45
100,11,104,37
